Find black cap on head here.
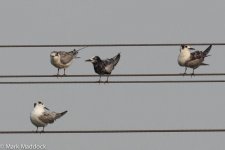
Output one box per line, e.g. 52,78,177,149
181,45,186,49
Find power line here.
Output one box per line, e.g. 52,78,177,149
0,43,223,48
1,129,225,134
0,73,224,78
0,80,224,84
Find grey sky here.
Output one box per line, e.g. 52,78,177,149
0,0,225,150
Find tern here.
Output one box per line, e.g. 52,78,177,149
178,45,212,75
86,53,121,83
30,101,68,132
50,47,86,76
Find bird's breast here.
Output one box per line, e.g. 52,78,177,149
50,56,68,68
30,112,46,127
178,51,191,66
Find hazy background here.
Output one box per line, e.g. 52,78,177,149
0,0,225,150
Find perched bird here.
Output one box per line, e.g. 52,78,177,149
50,48,84,76
86,53,121,83
178,45,212,75
30,101,68,132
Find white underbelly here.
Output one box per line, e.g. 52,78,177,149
51,57,72,69
178,54,190,66
30,114,46,127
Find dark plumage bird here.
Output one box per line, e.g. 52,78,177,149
86,53,121,82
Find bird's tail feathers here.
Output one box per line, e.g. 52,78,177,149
76,46,87,52
200,63,209,66
112,53,121,66
203,45,212,56
56,110,68,119
72,47,87,57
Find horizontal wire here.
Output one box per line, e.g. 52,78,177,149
0,80,224,84
0,73,224,78
0,43,222,48
1,129,225,134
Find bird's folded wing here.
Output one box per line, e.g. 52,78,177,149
38,112,55,124
60,52,74,64
104,63,114,73
190,51,204,60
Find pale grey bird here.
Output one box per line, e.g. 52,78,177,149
30,101,68,132
86,53,121,83
50,47,86,76
178,45,212,75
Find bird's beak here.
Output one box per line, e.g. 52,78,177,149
189,48,195,50
75,56,81,59
44,107,49,110
85,59,92,62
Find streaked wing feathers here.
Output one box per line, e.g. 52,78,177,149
103,53,120,73
39,112,57,124
59,51,74,64
190,51,204,60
